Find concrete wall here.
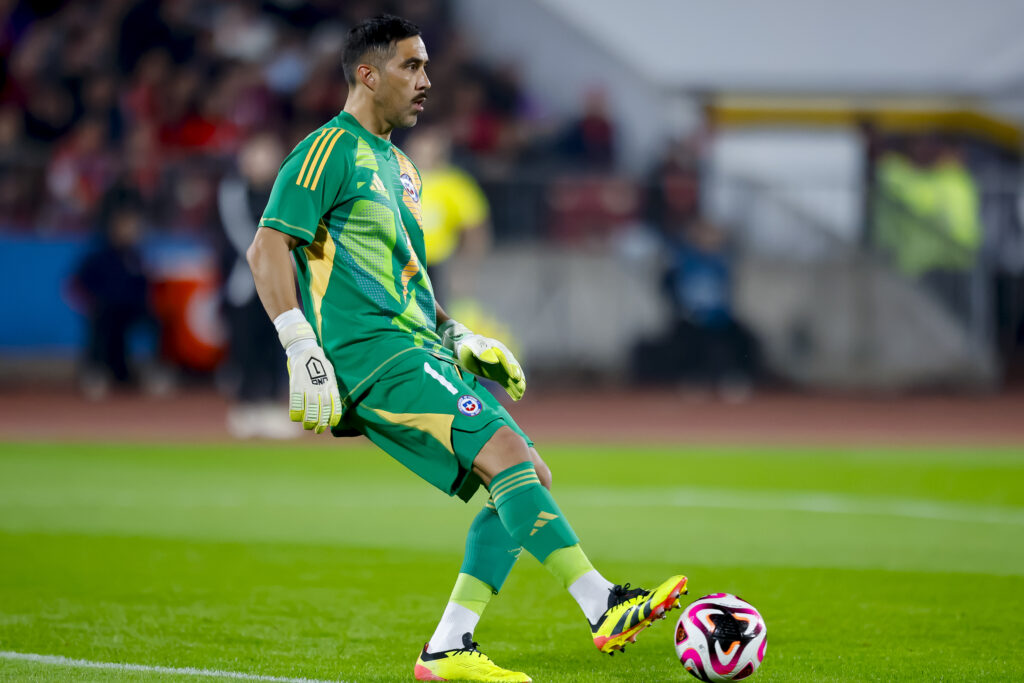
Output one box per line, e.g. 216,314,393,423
461,246,996,389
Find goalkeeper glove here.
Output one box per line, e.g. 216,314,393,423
438,319,526,401
274,309,343,433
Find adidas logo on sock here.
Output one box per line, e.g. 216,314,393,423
530,511,558,536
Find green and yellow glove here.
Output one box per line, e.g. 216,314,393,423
275,309,343,433
439,319,526,401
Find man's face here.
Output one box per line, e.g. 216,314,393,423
373,36,430,130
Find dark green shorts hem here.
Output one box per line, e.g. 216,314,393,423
342,350,532,502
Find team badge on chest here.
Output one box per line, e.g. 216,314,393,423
457,394,482,416
400,173,420,203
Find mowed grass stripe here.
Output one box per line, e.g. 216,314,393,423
0,443,1022,577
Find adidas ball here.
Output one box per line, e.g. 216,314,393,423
675,593,766,681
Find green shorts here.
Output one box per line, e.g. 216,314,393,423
342,350,533,502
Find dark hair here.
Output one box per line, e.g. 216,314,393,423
342,14,421,85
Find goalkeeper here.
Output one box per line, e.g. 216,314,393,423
247,15,686,683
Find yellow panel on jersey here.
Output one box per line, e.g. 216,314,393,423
305,220,337,340
401,253,419,297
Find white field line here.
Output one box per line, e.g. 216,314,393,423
558,488,1024,526
0,651,347,683
3,485,1022,527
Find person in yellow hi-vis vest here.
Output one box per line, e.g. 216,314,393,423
874,138,982,277
873,136,983,321
406,125,492,302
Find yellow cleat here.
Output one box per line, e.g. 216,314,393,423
414,634,532,682
591,575,688,654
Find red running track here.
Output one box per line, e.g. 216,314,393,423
1,388,1022,446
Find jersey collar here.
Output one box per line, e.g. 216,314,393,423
338,111,394,155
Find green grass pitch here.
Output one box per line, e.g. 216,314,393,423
1,441,1022,682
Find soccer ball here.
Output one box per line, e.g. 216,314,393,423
675,593,766,681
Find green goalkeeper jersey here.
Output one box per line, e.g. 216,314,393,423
259,111,449,403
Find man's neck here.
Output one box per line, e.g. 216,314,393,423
343,97,392,140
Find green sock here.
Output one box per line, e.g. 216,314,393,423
459,500,522,593
490,462,580,563
448,572,494,615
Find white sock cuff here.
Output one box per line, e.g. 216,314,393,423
568,569,616,625
427,602,481,653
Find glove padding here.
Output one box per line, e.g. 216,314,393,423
439,319,526,401
279,319,343,433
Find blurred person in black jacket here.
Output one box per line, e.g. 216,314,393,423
216,131,294,439
633,219,760,400
72,187,158,398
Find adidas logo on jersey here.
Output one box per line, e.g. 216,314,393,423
370,173,389,198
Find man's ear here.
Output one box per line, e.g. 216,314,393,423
358,64,376,91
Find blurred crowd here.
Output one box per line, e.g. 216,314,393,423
0,0,621,235
0,0,638,421
4,0,1019,401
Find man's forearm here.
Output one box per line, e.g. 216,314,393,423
247,227,302,320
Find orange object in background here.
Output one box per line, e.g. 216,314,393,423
150,260,226,373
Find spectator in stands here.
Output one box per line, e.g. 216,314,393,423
0,103,40,228
44,115,115,230
558,88,615,170
1,0,556,236
646,137,701,235
450,69,504,158
72,187,158,399
216,132,294,439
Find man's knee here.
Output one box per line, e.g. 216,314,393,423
530,448,552,490
473,426,531,485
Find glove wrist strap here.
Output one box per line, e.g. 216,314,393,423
274,308,318,359
438,318,472,351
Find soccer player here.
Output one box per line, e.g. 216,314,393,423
246,15,687,682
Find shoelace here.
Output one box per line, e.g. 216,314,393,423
458,634,484,658
609,583,647,607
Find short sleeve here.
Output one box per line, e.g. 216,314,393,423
259,127,352,246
